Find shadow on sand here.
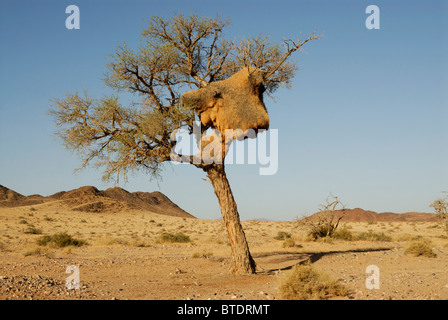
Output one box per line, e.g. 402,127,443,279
254,247,392,274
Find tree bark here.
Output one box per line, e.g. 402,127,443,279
204,164,256,274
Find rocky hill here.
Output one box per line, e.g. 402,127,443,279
306,207,437,222
0,184,195,218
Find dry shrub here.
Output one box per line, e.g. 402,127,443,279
331,226,354,241
23,246,55,258
274,231,292,240
430,197,448,235
279,264,349,300
101,237,129,246
331,230,391,242
395,234,422,242
282,238,297,248
297,223,392,243
24,225,43,235
296,195,346,241
131,239,152,247
404,240,436,258
354,231,391,242
155,232,191,244
315,236,334,244
37,232,87,248
192,251,213,259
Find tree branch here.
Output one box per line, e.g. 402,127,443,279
264,32,322,80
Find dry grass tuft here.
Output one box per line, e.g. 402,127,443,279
155,232,191,244
278,264,349,300
282,238,298,248
23,246,55,258
354,231,391,242
36,232,87,248
404,240,436,258
274,231,292,240
192,251,214,259
23,225,43,235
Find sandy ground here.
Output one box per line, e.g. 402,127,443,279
1,203,447,300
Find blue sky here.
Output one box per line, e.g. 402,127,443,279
1,0,447,220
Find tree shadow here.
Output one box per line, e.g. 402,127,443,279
254,247,392,274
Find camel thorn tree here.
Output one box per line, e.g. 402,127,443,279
49,14,321,274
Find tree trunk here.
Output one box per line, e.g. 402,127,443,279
204,164,256,274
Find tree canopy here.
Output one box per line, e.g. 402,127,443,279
50,14,321,182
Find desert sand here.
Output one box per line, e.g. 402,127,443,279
0,185,447,300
